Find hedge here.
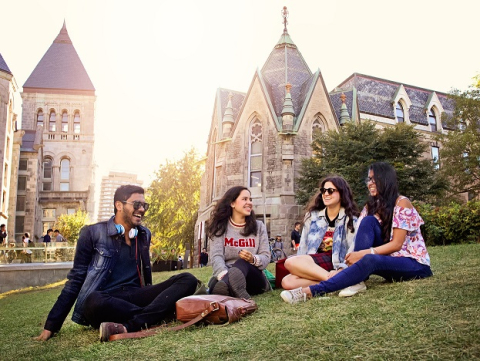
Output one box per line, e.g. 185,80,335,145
414,201,480,246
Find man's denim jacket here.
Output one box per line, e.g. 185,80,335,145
44,216,152,333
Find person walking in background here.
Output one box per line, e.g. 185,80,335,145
53,229,65,261
34,185,197,342
54,230,65,243
200,248,209,267
273,235,283,249
281,176,359,291
0,224,7,246
281,162,433,304
290,222,301,251
272,235,284,260
22,233,33,263
0,224,7,263
207,186,271,299
43,229,53,245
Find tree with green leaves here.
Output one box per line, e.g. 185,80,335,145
297,122,448,207
436,78,480,198
144,148,202,261
55,210,90,245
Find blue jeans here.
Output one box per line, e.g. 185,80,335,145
354,216,384,251
309,216,432,296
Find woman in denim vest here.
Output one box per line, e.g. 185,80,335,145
281,176,359,291
281,162,433,304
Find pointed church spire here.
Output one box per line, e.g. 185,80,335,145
54,20,72,44
339,93,351,125
282,83,295,131
275,6,296,49
23,21,94,92
222,93,235,138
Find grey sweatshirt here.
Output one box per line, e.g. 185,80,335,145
210,220,271,277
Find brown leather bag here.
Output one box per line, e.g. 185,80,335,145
109,294,257,341
176,294,258,325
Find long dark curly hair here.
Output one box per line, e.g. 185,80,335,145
305,175,359,233
206,186,258,238
365,162,399,242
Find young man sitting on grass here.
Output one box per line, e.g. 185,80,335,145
35,185,197,342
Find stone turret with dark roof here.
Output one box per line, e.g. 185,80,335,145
23,21,95,95
0,53,12,75
261,18,312,121
19,21,97,240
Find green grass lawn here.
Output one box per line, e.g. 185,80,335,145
0,244,479,360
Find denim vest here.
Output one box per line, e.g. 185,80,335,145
44,216,152,332
297,208,357,269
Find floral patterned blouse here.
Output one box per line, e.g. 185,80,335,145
358,196,430,266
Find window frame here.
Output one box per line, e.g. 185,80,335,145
248,119,263,188
396,102,405,123
37,109,44,127
61,111,69,132
49,110,56,132
428,108,438,132
74,111,81,134
431,146,440,170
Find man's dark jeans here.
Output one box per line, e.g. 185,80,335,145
84,273,197,332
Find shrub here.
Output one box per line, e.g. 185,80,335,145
415,201,480,246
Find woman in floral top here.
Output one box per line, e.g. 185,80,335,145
281,162,433,304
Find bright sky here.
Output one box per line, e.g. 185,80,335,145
2,0,479,189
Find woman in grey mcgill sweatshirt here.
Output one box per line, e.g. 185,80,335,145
206,186,271,299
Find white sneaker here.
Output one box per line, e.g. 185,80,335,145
338,282,367,297
280,287,307,304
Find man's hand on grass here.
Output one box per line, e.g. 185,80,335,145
34,329,52,341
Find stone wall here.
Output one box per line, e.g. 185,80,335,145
20,91,96,238
0,263,72,293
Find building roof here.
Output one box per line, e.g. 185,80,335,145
0,53,12,74
261,29,312,118
20,129,38,151
218,88,246,124
330,90,355,123
335,73,455,129
23,21,95,93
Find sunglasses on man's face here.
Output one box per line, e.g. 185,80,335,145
320,188,338,195
122,201,149,211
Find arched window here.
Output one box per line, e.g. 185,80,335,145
74,111,81,134
49,110,56,132
312,118,324,138
43,158,52,191
428,108,437,132
249,120,263,188
62,111,68,132
211,129,218,201
431,146,440,170
60,159,70,191
37,110,44,127
396,103,404,123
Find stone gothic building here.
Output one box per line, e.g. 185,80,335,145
194,12,454,261
5,22,96,241
0,53,18,227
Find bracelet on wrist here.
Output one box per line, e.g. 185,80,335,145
370,247,376,255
